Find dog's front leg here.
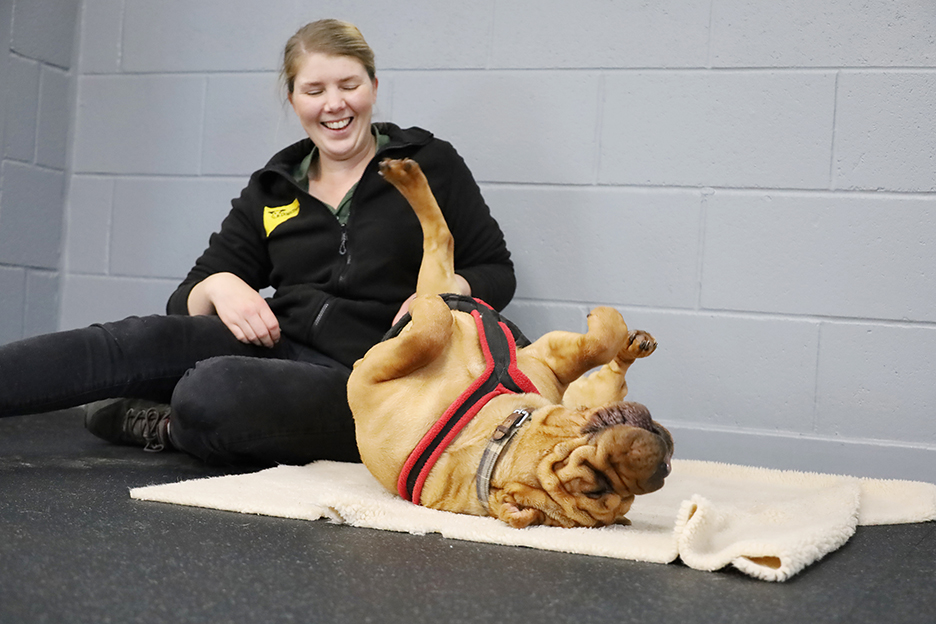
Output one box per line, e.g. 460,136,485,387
520,307,631,394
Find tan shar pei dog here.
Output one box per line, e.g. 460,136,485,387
347,158,674,528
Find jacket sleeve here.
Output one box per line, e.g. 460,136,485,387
166,181,273,315
427,141,517,311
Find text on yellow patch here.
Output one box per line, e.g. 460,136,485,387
263,199,301,236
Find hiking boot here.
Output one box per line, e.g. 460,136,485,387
84,398,173,452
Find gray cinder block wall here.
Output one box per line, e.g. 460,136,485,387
0,0,80,343
7,0,936,479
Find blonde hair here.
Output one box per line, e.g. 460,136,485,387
281,19,376,94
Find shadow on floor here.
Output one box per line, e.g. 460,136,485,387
1,410,933,624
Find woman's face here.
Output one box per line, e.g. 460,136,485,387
289,52,378,165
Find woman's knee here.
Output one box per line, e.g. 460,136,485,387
168,355,357,465
170,356,247,429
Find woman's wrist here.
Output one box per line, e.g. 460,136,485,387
187,273,226,316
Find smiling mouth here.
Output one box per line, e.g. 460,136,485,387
322,118,352,130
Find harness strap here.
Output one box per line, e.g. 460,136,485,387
396,298,538,505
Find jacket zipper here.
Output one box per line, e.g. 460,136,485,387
312,300,331,331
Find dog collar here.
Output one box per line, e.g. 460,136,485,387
475,408,533,511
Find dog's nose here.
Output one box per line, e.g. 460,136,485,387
645,460,671,492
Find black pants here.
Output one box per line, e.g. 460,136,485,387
0,315,359,466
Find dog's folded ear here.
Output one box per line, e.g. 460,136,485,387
489,487,548,528
500,502,545,529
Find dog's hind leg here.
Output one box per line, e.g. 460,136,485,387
350,295,455,384
561,329,657,409
379,158,459,297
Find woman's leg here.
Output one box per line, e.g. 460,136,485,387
169,347,359,466
0,315,289,417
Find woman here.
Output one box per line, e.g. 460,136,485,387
0,19,516,466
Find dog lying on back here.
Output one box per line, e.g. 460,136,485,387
347,158,673,528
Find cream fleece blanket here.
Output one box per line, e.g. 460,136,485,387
130,459,936,582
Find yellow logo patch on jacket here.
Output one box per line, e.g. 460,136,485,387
263,199,300,236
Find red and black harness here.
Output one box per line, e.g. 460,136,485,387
382,295,539,506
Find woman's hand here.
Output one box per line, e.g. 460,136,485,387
392,274,471,326
188,272,281,348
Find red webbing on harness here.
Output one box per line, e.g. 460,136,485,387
397,307,537,505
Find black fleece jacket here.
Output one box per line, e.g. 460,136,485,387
166,123,516,368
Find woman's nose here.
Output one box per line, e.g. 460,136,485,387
324,89,345,112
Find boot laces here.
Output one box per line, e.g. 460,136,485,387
124,407,169,452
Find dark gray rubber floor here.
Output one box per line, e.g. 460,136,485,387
1,410,934,623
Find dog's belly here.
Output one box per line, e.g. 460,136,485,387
349,313,491,494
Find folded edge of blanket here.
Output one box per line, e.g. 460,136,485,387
671,481,861,582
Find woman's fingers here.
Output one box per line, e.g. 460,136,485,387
242,307,280,348
392,293,418,326
216,296,280,348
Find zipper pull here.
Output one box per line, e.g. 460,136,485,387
339,226,348,255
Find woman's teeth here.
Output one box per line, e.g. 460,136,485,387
323,118,352,130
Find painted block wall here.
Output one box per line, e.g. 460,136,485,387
0,0,80,343
47,0,936,478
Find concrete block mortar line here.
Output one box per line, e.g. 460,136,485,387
480,180,936,199
104,177,115,276
61,12,86,280
828,70,841,190
273,65,936,76
688,308,936,331
32,63,45,166
196,75,209,177
705,0,716,70
80,68,280,78
812,320,826,435
5,160,67,176
592,73,606,187
485,0,497,71
837,67,936,75
512,300,936,333
114,0,127,73
7,47,62,73
68,171,249,181
696,187,713,312
75,271,186,283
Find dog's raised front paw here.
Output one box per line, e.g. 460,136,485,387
378,158,422,190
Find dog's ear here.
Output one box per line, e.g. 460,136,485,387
500,502,545,529
489,488,548,528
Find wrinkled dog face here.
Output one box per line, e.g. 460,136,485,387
499,402,673,528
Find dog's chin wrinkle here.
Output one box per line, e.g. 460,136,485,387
582,401,653,435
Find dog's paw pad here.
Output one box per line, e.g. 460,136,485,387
625,330,657,358
378,158,420,185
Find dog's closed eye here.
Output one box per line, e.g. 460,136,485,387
584,470,614,499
